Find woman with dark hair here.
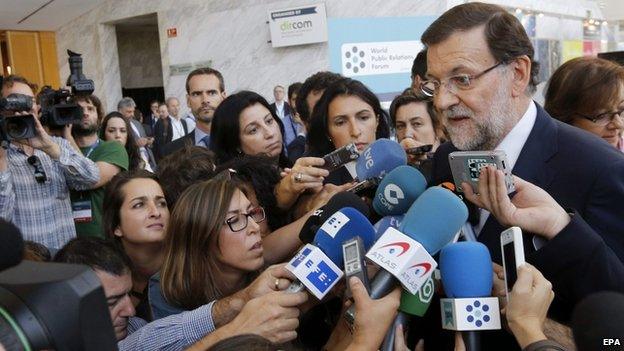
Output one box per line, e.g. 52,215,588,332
150,178,266,319
308,78,391,156
211,91,331,211
307,78,391,184
100,111,144,170
389,91,445,169
102,170,170,321
545,56,624,151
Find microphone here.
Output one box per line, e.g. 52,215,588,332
372,165,427,216
298,191,370,244
572,291,624,351
439,242,502,351
373,215,405,240
286,207,376,299
355,138,407,181
346,186,468,322
0,220,24,272
380,277,436,351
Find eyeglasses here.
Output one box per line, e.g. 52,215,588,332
420,61,506,97
224,207,266,232
27,155,47,183
574,109,624,126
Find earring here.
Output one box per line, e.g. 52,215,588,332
114,228,122,237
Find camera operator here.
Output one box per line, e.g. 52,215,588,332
0,75,99,250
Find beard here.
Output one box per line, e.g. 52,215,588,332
72,121,98,137
442,84,512,151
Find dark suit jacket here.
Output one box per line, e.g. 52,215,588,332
159,130,196,163
270,101,293,117
153,117,188,161
427,103,624,348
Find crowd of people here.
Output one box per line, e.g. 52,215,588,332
1,2,624,350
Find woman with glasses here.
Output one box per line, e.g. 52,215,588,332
545,57,624,151
149,178,266,320
307,78,391,184
100,112,144,171
102,170,170,321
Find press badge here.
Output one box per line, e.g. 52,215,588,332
72,200,92,223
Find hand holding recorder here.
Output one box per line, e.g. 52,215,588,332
462,168,570,239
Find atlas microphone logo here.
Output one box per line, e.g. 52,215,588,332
407,262,432,278
379,242,410,257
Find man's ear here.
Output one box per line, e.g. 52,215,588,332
510,55,531,97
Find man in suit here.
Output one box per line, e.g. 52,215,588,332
118,97,157,171
160,68,226,160
418,2,624,349
154,98,188,161
143,99,160,134
270,85,298,148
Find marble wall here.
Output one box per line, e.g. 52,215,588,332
55,0,446,113
55,0,605,113
116,26,163,89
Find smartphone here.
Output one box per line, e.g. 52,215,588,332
345,177,380,195
500,227,525,301
448,150,515,194
405,144,433,155
321,143,359,172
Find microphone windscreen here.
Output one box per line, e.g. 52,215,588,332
572,291,624,351
372,165,427,216
0,219,24,271
356,138,407,180
439,242,493,298
298,191,370,244
313,207,375,267
399,186,468,254
373,215,404,240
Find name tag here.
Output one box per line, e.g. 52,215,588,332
72,200,93,223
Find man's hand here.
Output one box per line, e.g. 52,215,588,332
13,114,61,159
462,167,570,239
505,263,553,349
346,277,401,351
223,291,308,344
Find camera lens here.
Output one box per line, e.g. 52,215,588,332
6,118,29,139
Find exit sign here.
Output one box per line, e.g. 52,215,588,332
167,28,177,38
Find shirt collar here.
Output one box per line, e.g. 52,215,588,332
494,100,537,171
195,127,209,145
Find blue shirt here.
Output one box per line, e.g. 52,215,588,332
119,302,216,350
194,127,210,148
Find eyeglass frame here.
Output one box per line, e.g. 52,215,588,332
573,109,624,126
420,61,508,98
27,155,47,183
224,206,266,232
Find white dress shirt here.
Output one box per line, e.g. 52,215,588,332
170,116,186,141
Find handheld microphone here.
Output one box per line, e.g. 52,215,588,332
346,186,468,322
355,138,407,181
372,165,427,216
0,220,24,272
572,291,624,351
298,191,370,244
440,242,502,351
286,207,376,299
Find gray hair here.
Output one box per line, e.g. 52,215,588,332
165,97,179,105
117,97,136,110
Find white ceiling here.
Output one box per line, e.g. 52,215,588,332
0,0,106,31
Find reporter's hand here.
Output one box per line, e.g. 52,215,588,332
462,168,570,239
241,263,296,302
136,137,149,147
505,263,554,349
348,277,401,350
224,291,308,344
400,138,428,165
306,182,354,211
13,114,60,159
280,157,329,194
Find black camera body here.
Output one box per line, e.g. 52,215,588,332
0,94,37,142
39,50,95,129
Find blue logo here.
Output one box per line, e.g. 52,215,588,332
465,300,491,327
291,247,312,268
306,260,339,293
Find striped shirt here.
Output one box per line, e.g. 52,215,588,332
119,302,216,351
0,137,99,249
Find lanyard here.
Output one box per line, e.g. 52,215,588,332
85,139,100,158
